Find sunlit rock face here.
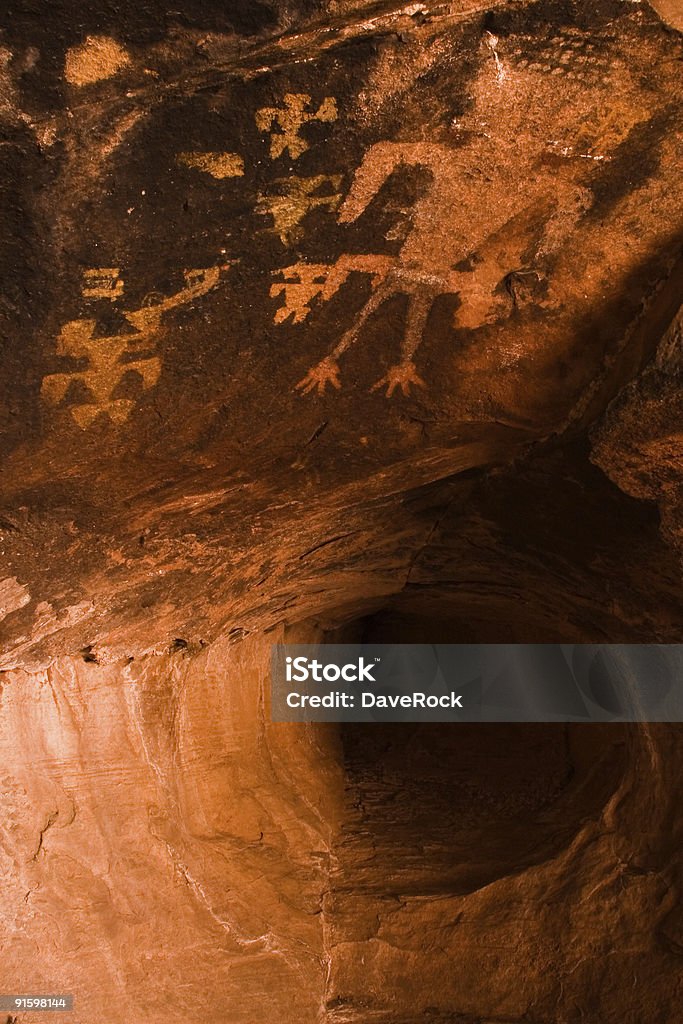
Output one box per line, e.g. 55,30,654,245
3,640,682,1023
0,0,682,1021
0,630,345,1022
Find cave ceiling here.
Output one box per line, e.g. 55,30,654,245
0,0,682,667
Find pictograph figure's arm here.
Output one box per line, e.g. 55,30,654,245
337,141,448,223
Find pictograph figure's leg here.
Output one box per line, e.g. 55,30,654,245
401,289,432,362
332,278,392,358
371,289,430,397
296,277,392,395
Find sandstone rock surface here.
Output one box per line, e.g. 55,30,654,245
0,1,681,1021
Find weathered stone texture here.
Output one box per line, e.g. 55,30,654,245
0,0,681,1021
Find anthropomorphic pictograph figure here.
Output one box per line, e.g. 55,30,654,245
289,138,589,396
42,267,226,427
274,32,650,397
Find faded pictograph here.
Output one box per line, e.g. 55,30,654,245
270,255,393,326
177,152,245,179
40,88,342,428
256,94,337,160
81,267,125,301
42,267,225,428
257,175,343,246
